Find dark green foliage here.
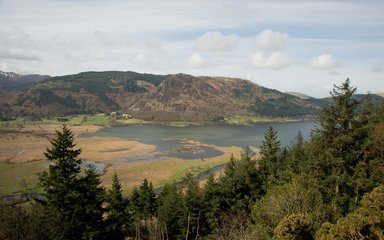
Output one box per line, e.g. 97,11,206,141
106,173,131,239
218,151,263,212
211,115,225,122
157,183,184,239
3,79,384,239
285,131,309,176
39,71,166,93
202,174,221,234
258,126,286,189
0,203,61,240
72,167,106,239
17,89,78,108
97,92,118,108
130,178,157,238
39,125,82,210
180,173,203,240
232,82,253,97
249,96,321,117
39,125,106,239
307,79,378,221
316,184,384,239
138,178,157,222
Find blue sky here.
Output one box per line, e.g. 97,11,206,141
0,0,383,97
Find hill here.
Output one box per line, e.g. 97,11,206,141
0,71,50,92
0,71,382,121
285,92,311,99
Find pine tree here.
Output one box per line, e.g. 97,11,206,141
157,183,184,239
258,126,282,189
181,173,202,240
202,174,221,235
130,187,142,238
138,178,157,224
106,173,131,239
218,150,262,212
39,125,106,239
75,166,106,239
287,131,308,175
308,79,372,221
39,125,81,211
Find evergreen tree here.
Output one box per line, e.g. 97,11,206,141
39,125,81,212
138,178,157,224
129,187,142,238
316,184,384,239
308,79,369,220
258,126,282,189
39,125,106,239
106,173,131,239
202,174,221,235
181,173,203,240
286,131,308,175
157,183,184,239
218,150,262,212
75,167,106,239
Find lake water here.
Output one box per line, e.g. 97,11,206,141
81,121,317,161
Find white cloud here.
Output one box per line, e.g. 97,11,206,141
189,53,204,68
134,53,147,67
371,64,383,73
255,29,289,52
309,54,339,69
249,52,290,69
195,31,238,51
329,70,340,76
145,38,165,52
0,48,40,61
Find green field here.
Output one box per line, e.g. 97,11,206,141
0,162,44,195
223,115,297,125
0,114,151,128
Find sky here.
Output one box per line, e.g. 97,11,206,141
0,0,383,97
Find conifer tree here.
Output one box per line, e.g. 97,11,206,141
157,183,184,239
39,125,106,239
258,126,282,189
75,166,106,239
181,173,202,240
106,173,131,239
139,178,157,224
309,79,366,220
130,187,142,238
287,131,308,175
202,174,221,235
218,150,262,212
39,125,81,211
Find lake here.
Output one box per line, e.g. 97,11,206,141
81,121,317,161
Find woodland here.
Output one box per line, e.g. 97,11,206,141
0,79,383,240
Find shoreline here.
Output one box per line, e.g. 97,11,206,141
0,123,244,196
0,113,317,129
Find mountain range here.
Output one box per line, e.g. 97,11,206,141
0,70,383,121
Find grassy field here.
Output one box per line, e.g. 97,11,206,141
0,114,155,129
0,147,241,196
0,161,44,195
0,120,243,196
224,115,297,125
101,145,241,195
0,114,272,197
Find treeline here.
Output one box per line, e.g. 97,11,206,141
1,79,384,239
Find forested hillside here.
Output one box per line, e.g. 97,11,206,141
0,71,330,120
0,80,383,239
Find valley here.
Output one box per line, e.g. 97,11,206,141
0,119,314,196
